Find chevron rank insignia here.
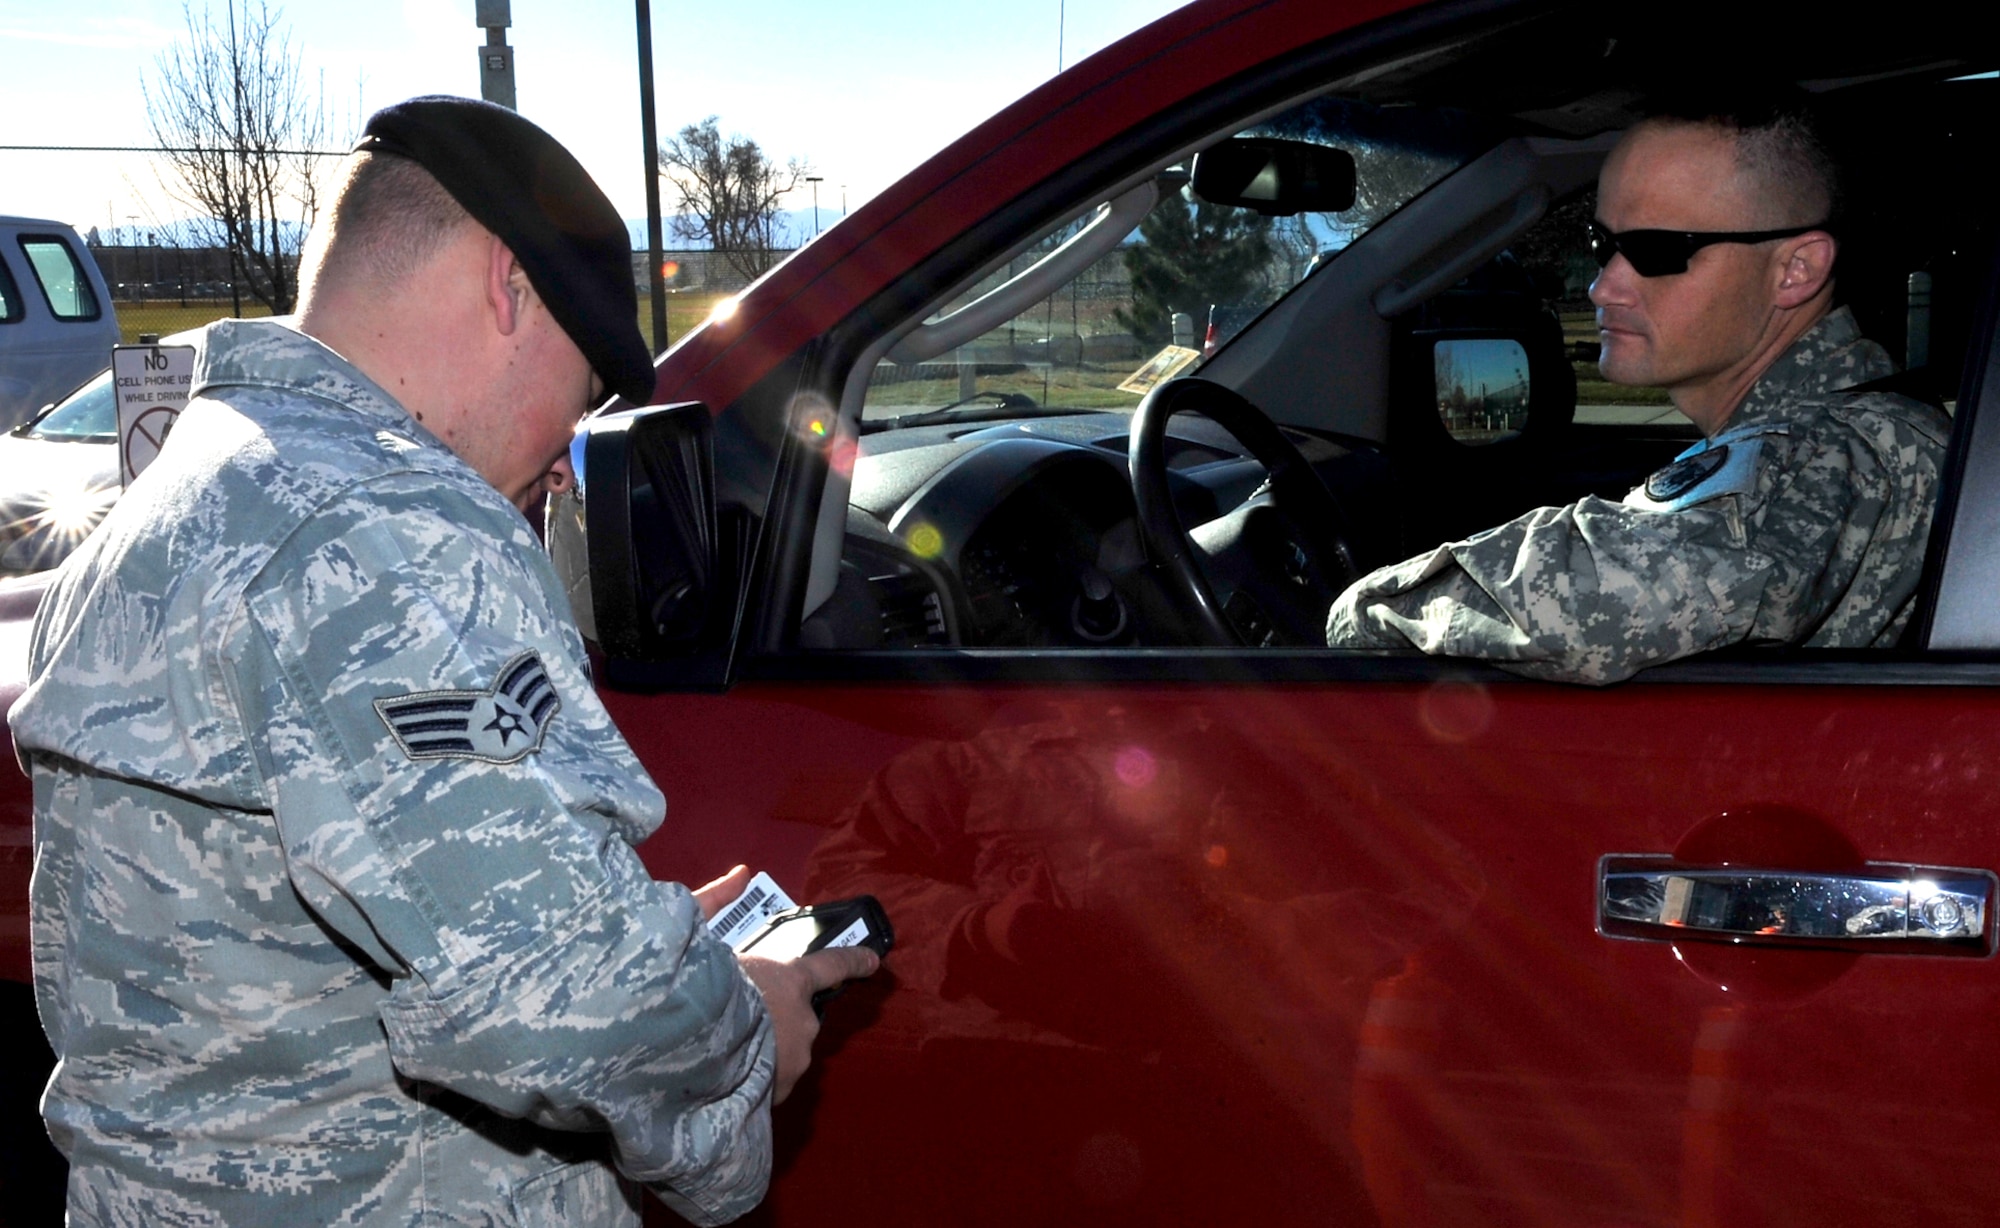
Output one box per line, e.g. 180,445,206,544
374,652,561,764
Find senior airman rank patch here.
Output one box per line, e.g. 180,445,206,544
375,651,561,764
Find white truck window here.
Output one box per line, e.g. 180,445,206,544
17,237,101,321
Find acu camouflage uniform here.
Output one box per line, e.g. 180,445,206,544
1326,307,1950,684
9,319,774,1226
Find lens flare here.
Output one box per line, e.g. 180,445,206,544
827,437,859,479
1417,681,1494,743
30,484,117,540
3,483,119,571
905,523,944,558
1113,745,1158,788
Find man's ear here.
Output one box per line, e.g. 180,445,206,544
1773,231,1836,310
485,234,532,337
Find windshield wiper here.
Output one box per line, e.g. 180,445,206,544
860,391,1050,433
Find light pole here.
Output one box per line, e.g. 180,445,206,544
806,175,824,235
475,0,515,110
635,0,668,354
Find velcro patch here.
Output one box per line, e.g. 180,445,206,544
1643,446,1730,502
1623,422,1787,514
375,651,561,764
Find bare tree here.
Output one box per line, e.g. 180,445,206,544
144,0,334,315
660,117,809,283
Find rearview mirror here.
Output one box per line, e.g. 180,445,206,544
1190,137,1356,216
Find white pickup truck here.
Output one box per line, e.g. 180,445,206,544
0,216,118,431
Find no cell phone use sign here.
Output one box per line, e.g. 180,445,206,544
112,344,197,488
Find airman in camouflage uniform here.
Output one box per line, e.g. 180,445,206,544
1327,95,1947,684
9,97,871,1226
13,315,775,1226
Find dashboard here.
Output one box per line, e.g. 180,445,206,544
805,411,1386,650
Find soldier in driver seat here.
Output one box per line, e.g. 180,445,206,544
1326,91,1949,684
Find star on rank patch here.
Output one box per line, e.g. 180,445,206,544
374,651,561,764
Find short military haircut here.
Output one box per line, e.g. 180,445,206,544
1641,89,1841,230
302,150,471,293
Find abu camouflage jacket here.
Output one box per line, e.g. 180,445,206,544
1326,307,1951,684
9,319,773,1226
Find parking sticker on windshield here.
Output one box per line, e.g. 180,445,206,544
1118,345,1202,396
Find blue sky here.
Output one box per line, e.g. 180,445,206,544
1,0,1190,234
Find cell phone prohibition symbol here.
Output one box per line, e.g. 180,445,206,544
122,405,180,484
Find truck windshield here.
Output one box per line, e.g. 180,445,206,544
859,94,1499,425
22,372,115,441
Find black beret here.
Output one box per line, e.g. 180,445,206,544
356,95,653,406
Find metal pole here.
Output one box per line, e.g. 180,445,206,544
806,175,823,235
476,0,516,110
636,0,669,356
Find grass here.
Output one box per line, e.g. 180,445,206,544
1561,313,1674,405
114,300,273,344
113,292,734,351
1576,368,1673,405
638,293,733,351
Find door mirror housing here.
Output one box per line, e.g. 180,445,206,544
550,401,734,689
1190,137,1356,216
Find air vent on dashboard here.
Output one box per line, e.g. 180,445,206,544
873,570,950,646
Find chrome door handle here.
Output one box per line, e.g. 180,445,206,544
1599,857,1994,954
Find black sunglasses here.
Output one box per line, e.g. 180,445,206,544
1588,220,1827,277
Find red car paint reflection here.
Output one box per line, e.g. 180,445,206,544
611,682,2000,1225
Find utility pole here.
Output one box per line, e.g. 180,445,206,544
635,0,668,355
806,175,824,235
476,0,516,110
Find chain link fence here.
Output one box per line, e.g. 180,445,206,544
91,243,774,347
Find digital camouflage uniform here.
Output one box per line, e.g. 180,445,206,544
1326,307,1950,684
9,319,774,1226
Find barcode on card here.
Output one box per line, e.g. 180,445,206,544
713,886,768,935
708,871,797,947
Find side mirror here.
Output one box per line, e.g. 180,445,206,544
1431,337,1532,444
1190,137,1356,216
551,401,733,689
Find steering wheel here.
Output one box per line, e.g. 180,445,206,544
1129,377,1361,646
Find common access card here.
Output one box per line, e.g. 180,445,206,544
706,871,798,948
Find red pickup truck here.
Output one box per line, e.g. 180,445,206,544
6,0,2000,1223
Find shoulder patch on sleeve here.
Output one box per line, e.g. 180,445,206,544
374,651,561,764
1623,423,1786,514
